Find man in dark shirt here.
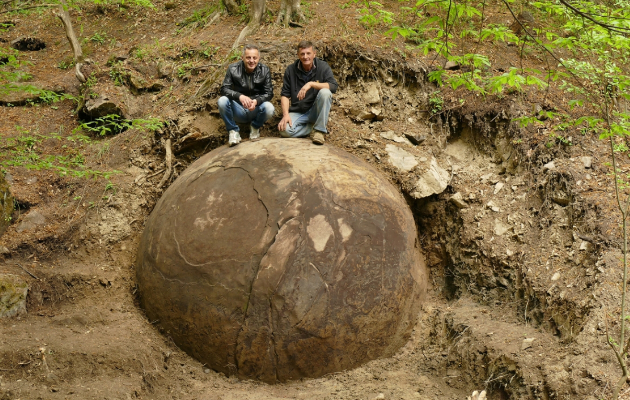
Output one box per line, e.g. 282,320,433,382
278,41,338,145
219,44,274,146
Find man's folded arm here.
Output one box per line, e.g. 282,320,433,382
322,65,338,93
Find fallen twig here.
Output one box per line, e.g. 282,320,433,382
16,262,39,280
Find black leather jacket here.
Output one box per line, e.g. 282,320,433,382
220,61,273,106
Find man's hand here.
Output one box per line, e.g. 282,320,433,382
297,82,312,101
278,114,292,132
239,95,257,111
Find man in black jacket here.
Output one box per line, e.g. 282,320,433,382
278,41,338,145
219,44,274,146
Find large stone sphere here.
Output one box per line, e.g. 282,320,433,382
136,138,426,383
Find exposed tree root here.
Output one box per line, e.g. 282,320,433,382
55,0,86,83
158,139,173,189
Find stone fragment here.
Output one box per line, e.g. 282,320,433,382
487,201,500,212
580,241,593,252
351,108,376,121
16,210,45,233
0,172,13,238
404,132,426,146
494,182,504,194
128,74,165,94
364,82,380,104
0,274,28,318
543,161,555,172
551,272,560,281
82,95,124,119
385,144,418,172
506,248,514,257
158,62,174,78
582,156,592,169
0,246,9,255
411,157,450,198
521,338,535,350
136,138,425,383
494,219,510,236
449,192,468,209
551,191,571,206
445,61,460,70
380,131,412,145
11,36,45,51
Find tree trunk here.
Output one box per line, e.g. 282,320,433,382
224,0,240,15
55,0,86,83
276,0,305,26
231,0,265,51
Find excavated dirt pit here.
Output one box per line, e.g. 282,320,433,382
0,35,628,400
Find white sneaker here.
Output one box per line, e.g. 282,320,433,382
228,130,241,147
249,125,260,141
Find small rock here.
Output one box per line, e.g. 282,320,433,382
351,108,376,121
506,248,514,257
410,157,451,199
82,96,124,120
385,144,418,172
487,201,500,212
157,62,174,78
380,131,412,145
580,241,593,252
165,2,177,9
0,246,10,255
542,161,555,172
449,192,468,209
16,210,46,233
494,219,510,236
203,368,211,374
494,182,504,195
355,140,369,149
582,156,592,169
404,132,426,146
445,61,460,70
11,36,45,51
364,82,380,104
0,274,28,318
374,394,385,400
551,272,560,281
521,338,535,350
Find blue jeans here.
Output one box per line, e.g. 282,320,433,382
217,96,275,132
280,89,333,138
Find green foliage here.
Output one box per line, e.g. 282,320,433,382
75,114,163,136
108,62,126,86
178,4,220,28
0,126,118,180
429,91,444,115
85,31,108,45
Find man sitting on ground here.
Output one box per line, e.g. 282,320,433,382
278,41,338,145
219,44,274,146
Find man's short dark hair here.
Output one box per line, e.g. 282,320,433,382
297,41,314,52
243,43,259,55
